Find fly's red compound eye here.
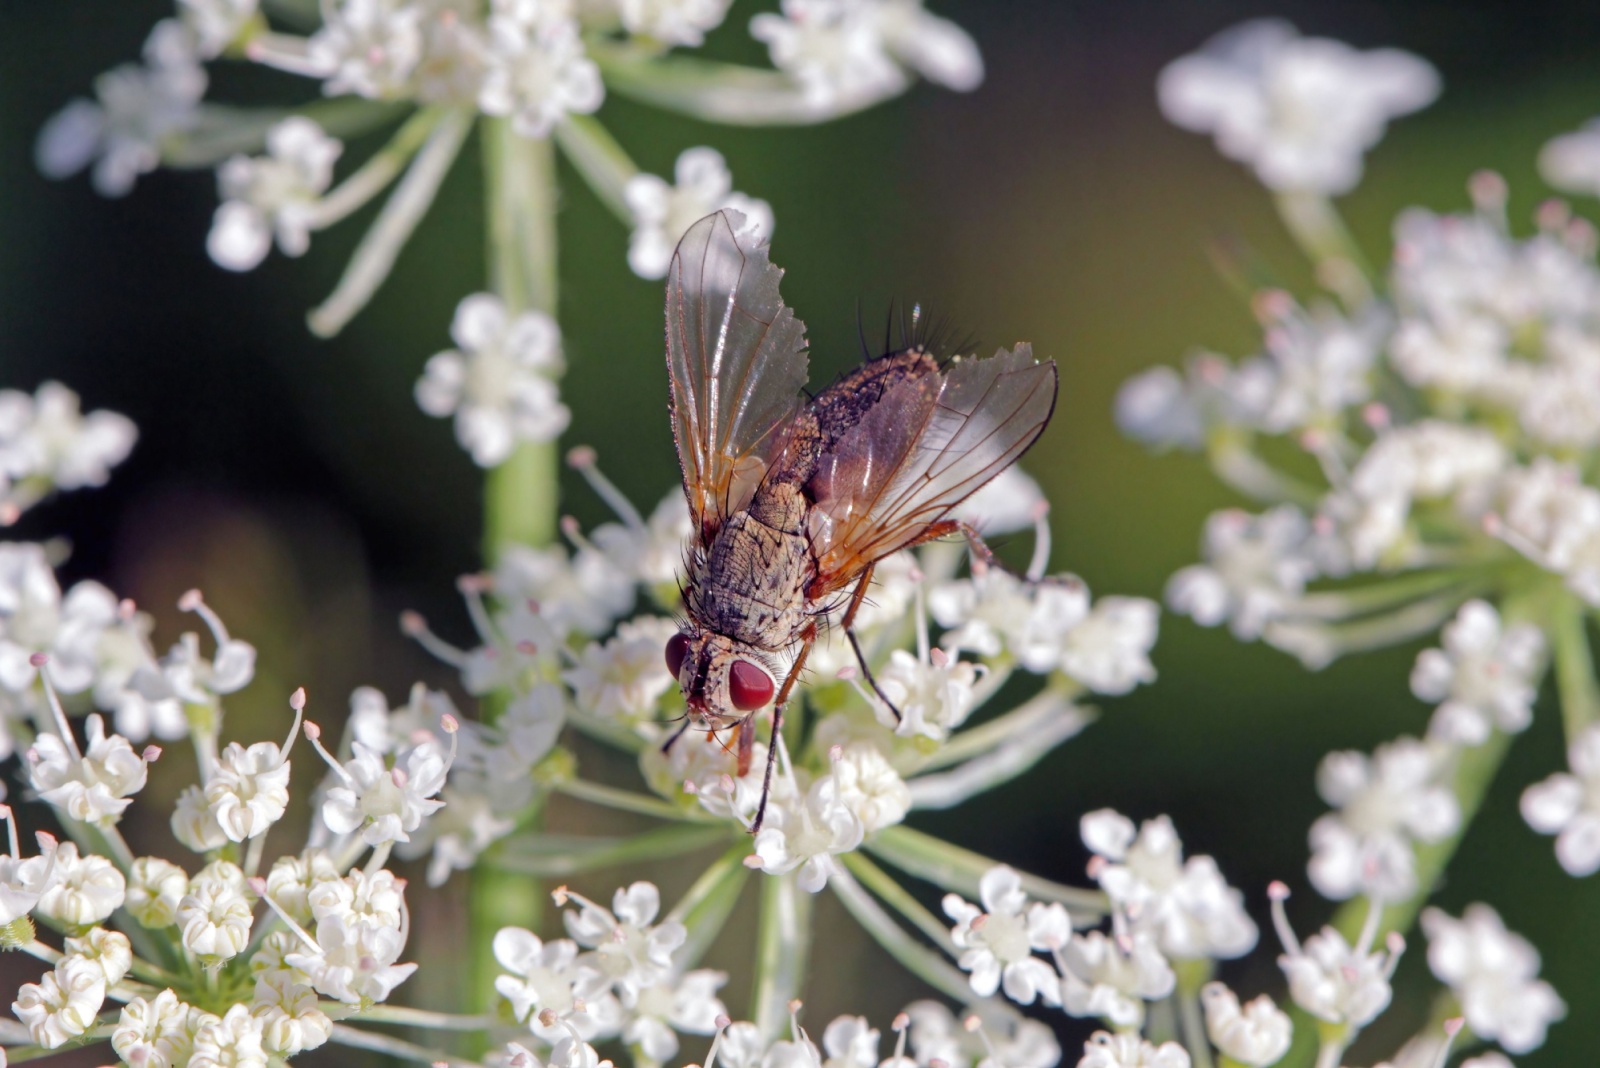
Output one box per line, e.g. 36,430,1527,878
728,660,775,711
665,633,690,677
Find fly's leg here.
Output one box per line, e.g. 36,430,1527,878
839,563,903,723
659,717,692,754
736,716,754,777
751,626,815,835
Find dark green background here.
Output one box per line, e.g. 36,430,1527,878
3,2,1599,1065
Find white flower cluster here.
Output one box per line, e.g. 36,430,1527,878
941,814,1257,1043
0,383,137,524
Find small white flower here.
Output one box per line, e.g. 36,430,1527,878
179,0,260,58
264,849,340,926
65,927,132,985
1270,887,1400,1028
252,971,332,1056
623,968,728,1060
35,20,206,197
126,855,189,928
177,860,255,961
134,591,257,711
307,866,405,929
1199,983,1290,1067
114,989,197,1068
0,544,116,696
189,1004,268,1068
28,714,148,826
307,0,425,100
1165,506,1317,641
873,646,982,742
205,729,294,842
751,0,980,116
0,383,138,518
1523,722,1600,876
1075,1031,1189,1068
13,956,107,1049
319,735,452,845
752,776,865,892
563,615,679,725
1157,19,1438,194
617,0,731,47
1307,736,1459,902
821,742,910,833
1242,298,1384,435
624,150,773,279
287,909,418,1005
479,3,604,138
942,866,1066,1007
208,118,341,272
930,570,1091,673
416,293,570,467
1057,596,1159,695
1058,929,1174,1028
36,841,125,925
1540,118,1600,199
0,822,61,926
172,782,230,853
902,1000,1060,1068
562,881,684,1001
396,786,516,886
492,926,610,1036
1080,810,1256,961
1414,599,1545,744
1421,904,1565,1054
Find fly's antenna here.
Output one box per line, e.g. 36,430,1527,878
855,298,872,361
882,298,896,356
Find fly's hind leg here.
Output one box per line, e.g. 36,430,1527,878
840,563,904,723
751,624,815,835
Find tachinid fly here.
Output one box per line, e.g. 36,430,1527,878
661,210,1058,831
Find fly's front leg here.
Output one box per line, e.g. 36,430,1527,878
751,626,815,835
659,717,692,754
840,564,902,723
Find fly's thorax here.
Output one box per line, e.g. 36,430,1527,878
666,628,785,722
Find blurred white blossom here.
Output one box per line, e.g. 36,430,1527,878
625,150,772,279
1421,904,1565,1054
208,118,342,272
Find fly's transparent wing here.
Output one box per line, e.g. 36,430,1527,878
666,210,810,543
807,344,1058,594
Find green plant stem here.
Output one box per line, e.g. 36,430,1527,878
553,777,709,821
750,872,811,1043
670,844,753,970
827,868,975,1004
466,116,562,1053
840,850,956,952
487,823,733,877
867,824,1107,916
330,1023,487,1068
1551,591,1600,738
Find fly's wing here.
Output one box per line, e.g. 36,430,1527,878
807,344,1058,594
666,210,809,543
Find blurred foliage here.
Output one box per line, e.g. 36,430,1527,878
4,1,1600,1065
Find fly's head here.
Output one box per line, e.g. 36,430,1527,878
665,627,777,723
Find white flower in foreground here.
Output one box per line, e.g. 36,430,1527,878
135,590,257,710
253,970,333,1055
1166,506,1316,641
179,0,260,57
13,956,107,1049
822,742,911,833
126,855,190,929
1058,930,1174,1028
1075,1031,1189,1068
1270,885,1400,1027
618,0,731,46
416,293,570,467
873,646,983,741
480,4,604,138
172,783,229,853
264,849,339,926
37,841,125,925
177,861,254,961
1080,810,1256,960
1307,736,1458,902
316,728,453,845
1414,599,1545,744
28,713,149,826
1540,119,1600,198
751,776,864,892
1523,722,1600,876
66,926,132,985
625,149,773,279
902,1000,1061,1068
931,570,1092,674
1421,904,1565,1054
563,615,678,725
820,1015,877,1068
1157,18,1438,194
287,909,418,1005
751,0,981,115
208,118,341,272
942,866,1066,1007
562,881,684,1001
0,817,60,925
205,705,301,841
1199,983,1291,1067
622,968,727,1060
492,927,604,1034
35,19,206,197
190,1004,268,1068
114,989,197,1068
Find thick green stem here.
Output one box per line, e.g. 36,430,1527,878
867,824,1107,916
750,873,812,1043
1551,592,1600,739
466,118,563,1050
